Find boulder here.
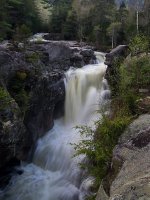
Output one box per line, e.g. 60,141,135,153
96,114,150,200
105,45,129,67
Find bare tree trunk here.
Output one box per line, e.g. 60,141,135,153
136,10,139,34
112,28,114,49
136,0,139,34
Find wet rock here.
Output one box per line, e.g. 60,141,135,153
43,33,63,40
80,49,94,57
24,77,65,140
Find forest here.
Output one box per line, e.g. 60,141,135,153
0,0,149,49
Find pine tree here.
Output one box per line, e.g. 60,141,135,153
63,10,78,40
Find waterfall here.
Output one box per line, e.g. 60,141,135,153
0,52,109,200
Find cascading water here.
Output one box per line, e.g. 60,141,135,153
0,52,110,200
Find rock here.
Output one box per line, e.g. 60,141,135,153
139,89,149,93
0,86,30,188
80,49,94,57
105,45,129,67
43,33,63,40
24,77,65,140
104,45,130,95
0,51,12,66
96,114,150,200
96,184,109,200
136,96,150,114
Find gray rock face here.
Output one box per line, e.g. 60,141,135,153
0,84,30,188
104,45,130,94
96,114,150,200
105,45,129,67
0,39,96,187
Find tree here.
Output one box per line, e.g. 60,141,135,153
49,0,72,34
0,0,12,40
129,34,149,55
0,0,43,40
115,1,129,44
143,0,150,36
107,22,121,48
63,10,78,40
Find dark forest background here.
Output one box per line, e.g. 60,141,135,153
0,0,149,49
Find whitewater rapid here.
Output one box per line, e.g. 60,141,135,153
0,52,109,200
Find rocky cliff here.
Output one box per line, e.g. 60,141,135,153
96,114,150,200
0,38,96,187
96,45,150,200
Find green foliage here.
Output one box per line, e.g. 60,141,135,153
25,52,40,64
13,24,32,42
8,71,30,115
49,0,72,34
63,10,78,40
16,71,27,80
129,34,149,55
74,40,150,198
120,56,150,91
0,0,43,40
0,87,12,110
74,112,131,191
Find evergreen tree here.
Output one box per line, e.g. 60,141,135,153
63,10,78,40
49,0,72,35
0,0,43,41
115,1,129,44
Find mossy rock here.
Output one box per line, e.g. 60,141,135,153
25,52,40,64
16,71,27,80
0,87,12,111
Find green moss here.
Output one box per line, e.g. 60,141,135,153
16,71,27,80
8,71,30,115
0,87,12,111
25,52,40,64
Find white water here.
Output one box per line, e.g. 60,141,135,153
0,52,109,200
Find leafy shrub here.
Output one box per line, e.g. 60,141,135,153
120,55,150,92
129,34,149,55
74,111,131,190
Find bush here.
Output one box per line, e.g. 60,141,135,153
74,110,131,190
120,56,150,92
129,34,149,55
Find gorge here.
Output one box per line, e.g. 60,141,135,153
0,41,109,200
